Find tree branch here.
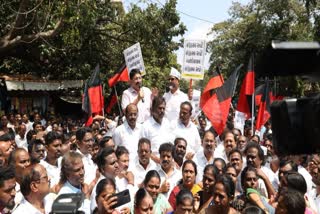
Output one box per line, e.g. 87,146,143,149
8,0,31,40
0,18,64,55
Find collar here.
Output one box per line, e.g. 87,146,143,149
129,86,139,94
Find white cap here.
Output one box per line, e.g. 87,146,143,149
170,67,181,80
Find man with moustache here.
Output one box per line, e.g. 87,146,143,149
76,127,97,185
237,135,248,153
0,133,14,166
129,138,157,187
113,103,142,163
15,124,27,149
39,131,62,187
215,131,237,163
13,164,52,214
173,137,187,169
157,143,181,199
28,139,46,164
0,167,16,213
193,130,217,181
228,149,244,193
121,69,154,123
172,101,201,158
163,67,189,122
58,152,90,213
142,96,173,163
90,147,130,213
244,142,277,198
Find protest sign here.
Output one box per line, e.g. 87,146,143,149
123,43,145,75
182,39,206,80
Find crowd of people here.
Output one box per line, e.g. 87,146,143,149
0,68,319,214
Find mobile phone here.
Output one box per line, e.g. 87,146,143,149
110,189,131,209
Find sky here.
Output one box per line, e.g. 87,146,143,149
122,0,251,69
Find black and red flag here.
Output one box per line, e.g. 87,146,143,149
256,78,271,130
108,63,129,88
202,65,241,135
105,87,117,114
236,55,255,119
200,67,224,109
82,64,104,126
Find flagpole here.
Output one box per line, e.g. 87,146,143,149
102,83,105,117
251,54,255,134
113,85,123,117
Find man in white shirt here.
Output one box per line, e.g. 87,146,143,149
157,143,181,199
121,69,153,123
113,103,142,163
142,96,174,163
245,142,277,198
13,164,53,214
15,124,27,149
22,113,33,132
75,127,97,185
128,138,157,187
163,67,189,122
40,131,62,187
172,101,201,158
214,131,237,163
58,152,90,214
193,130,216,182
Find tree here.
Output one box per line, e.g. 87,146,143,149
207,0,317,97
0,0,186,94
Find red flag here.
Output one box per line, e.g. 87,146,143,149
200,69,224,108
108,64,129,88
237,56,255,118
256,79,271,130
82,65,104,126
203,65,241,135
105,88,117,114
88,65,104,114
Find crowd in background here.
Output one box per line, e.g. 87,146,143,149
0,68,319,214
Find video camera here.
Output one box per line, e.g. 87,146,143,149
256,41,320,155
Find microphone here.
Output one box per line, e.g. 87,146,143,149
138,84,144,103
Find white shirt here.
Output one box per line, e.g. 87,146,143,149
23,121,33,132
113,121,142,162
298,165,314,195
58,181,90,214
193,148,214,182
76,150,97,185
121,86,152,123
261,165,279,192
128,157,158,186
163,89,188,122
39,158,61,187
15,135,27,150
171,120,201,154
13,195,54,214
141,117,174,155
157,166,182,199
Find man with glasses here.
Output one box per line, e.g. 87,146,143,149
13,164,52,214
76,127,97,185
121,68,154,123
163,67,189,122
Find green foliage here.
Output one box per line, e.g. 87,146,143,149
0,0,186,93
207,0,318,97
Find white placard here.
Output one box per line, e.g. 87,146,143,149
182,39,206,80
234,110,246,135
123,42,145,75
